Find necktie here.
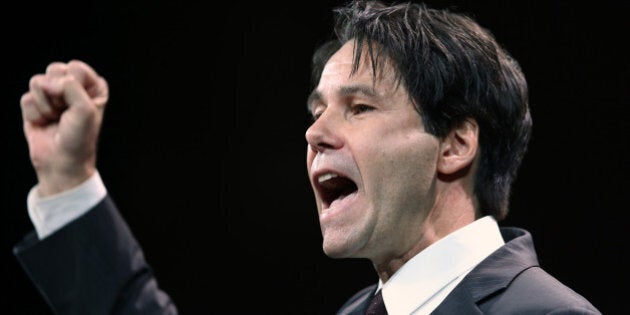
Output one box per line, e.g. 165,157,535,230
366,290,388,315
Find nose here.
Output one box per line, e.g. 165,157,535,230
305,110,343,153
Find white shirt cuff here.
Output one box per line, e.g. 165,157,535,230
27,171,107,240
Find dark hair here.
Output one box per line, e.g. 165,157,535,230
310,0,532,220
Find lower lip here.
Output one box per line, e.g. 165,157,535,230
320,191,359,223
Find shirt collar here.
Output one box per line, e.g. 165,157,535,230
378,216,505,315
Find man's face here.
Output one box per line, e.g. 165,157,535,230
305,40,441,262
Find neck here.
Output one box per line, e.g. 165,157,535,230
374,180,477,283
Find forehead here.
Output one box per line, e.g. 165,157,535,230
319,40,399,91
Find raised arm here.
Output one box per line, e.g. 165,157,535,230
16,60,178,314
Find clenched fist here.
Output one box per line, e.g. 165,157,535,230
20,60,109,196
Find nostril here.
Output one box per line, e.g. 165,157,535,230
318,141,335,150
309,141,335,153
308,143,320,154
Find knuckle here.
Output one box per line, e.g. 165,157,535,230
28,75,38,88
20,92,32,104
46,62,68,75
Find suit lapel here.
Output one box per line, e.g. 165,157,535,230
335,227,540,314
430,284,484,315
432,227,540,314
337,285,377,315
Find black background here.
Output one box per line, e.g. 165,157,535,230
1,1,627,314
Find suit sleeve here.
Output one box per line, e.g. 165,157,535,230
13,195,178,315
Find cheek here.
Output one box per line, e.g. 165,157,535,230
360,132,440,202
401,134,440,178
398,144,439,197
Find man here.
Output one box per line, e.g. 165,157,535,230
305,1,600,314
14,0,600,314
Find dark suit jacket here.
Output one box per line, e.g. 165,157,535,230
337,227,601,315
14,194,601,315
13,196,177,315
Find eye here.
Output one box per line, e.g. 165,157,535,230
310,108,324,122
351,104,375,115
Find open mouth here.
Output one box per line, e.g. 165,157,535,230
316,172,358,208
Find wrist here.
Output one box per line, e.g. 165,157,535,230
36,165,96,197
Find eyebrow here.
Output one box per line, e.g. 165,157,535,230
307,84,378,112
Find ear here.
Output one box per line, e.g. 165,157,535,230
437,119,479,175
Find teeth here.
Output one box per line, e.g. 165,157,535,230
318,172,338,183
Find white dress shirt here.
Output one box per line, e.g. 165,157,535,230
27,171,107,239
378,216,505,315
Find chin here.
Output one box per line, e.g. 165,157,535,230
321,234,361,259
322,246,349,259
